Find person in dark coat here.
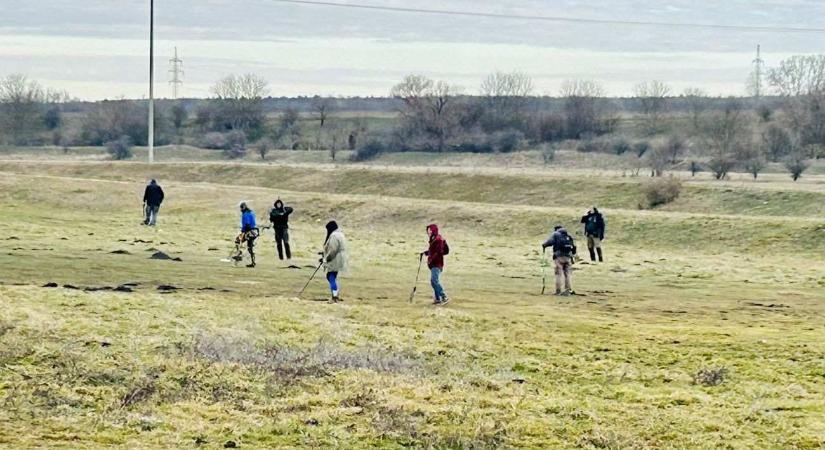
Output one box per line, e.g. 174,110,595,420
142,179,164,226
268,199,294,260
542,225,577,296
580,207,606,262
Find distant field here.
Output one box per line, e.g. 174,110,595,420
0,160,823,448
3,144,825,177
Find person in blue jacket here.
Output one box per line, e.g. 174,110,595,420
237,202,258,267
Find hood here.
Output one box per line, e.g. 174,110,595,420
427,224,439,240
274,199,284,209
325,221,339,243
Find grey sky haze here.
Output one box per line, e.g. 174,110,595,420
1,0,822,100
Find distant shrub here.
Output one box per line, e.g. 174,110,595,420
350,140,388,162
200,132,228,150
693,367,728,387
105,135,133,160
534,114,565,142
541,143,556,165
223,130,247,159
762,125,793,162
633,141,651,157
707,154,736,180
491,130,525,153
757,104,773,122
743,154,767,179
784,152,810,181
662,134,686,163
576,138,609,154
254,138,272,160
644,176,682,208
611,138,632,155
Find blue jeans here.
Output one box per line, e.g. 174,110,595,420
430,267,446,300
326,271,338,294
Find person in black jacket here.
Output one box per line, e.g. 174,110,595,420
268,199,294,260
142,179,164,226
580,207,605,262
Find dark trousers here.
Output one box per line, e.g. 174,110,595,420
274,228,291,260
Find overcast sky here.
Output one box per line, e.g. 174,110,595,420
1,0,823,100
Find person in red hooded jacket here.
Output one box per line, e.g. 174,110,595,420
421,224,449,305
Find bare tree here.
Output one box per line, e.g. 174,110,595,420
479,71,533,130
0,74,46,145
559,79,612,139
81,99,148,146
664,134,687,164
255,138,272,160
391,74,462,151
634,80,671,135
762,125,794,162
645,145,670,177
701,99,750,180
210,73,269,135
784,151,810,181
768,55,825,147
170,103,188,133
274,108,301,150
682,87,708,133
741,147,768,179
311,96,332,127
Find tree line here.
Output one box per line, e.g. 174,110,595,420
1,54,823,180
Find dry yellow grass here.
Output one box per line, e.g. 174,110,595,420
0,160,823,449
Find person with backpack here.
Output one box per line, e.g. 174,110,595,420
269,199,294,260
322,221,348,303
542,225,576,296
142,179,164,226
238,202,258,268
422,224,449,305
580,207,605,262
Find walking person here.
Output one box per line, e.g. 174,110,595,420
422,224,449,305
269,199,294,260
542,225,577,296
580,207,605,262
238,202,258,268
322,221,348,303
142,179,164,226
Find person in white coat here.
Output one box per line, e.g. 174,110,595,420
322,220,348,303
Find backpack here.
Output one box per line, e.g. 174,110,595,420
554,232,576,256
443,239,450,256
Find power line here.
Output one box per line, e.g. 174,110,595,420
271,0,825,34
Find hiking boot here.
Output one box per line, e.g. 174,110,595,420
560,290,571,297
246,263,256,268
553,290,562,296
438,296,450,306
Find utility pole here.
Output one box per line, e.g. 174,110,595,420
752,44,764,100
148,0,155,163
169,46,183,99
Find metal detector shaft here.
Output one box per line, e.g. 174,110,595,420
298,261,324,297
409,253,424,303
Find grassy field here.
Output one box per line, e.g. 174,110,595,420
0,159,824,449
